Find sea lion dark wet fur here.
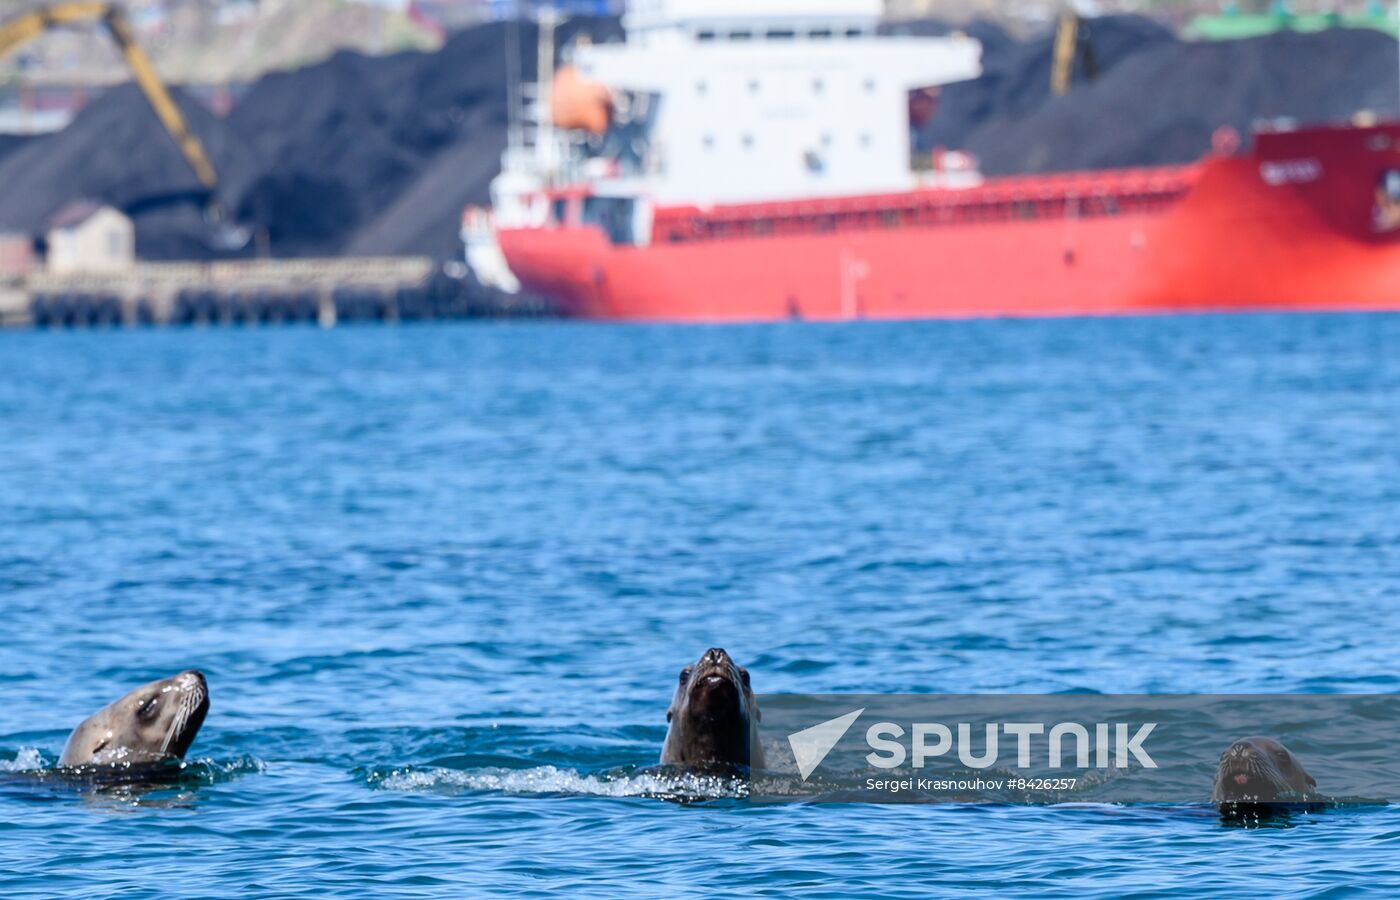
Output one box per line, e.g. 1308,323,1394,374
1212,736,1317,810
59,671,209,768
661,648,764,770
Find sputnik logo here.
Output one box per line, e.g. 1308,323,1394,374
788,709,864,781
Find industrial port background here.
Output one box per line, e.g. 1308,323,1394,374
0,0,1397,326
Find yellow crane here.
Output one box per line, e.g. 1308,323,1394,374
0,2,240,239
1051,9,1100,96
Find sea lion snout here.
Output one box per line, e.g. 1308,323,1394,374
692,648,743,685
1222,740,1259,764
701,648,729,665
174,670,207,690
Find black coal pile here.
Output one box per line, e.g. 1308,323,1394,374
923,21,1400,175
0,83,259,255
0,133,31,164
343,114,507,260
229,16,620,259
919,15,1177,154
880,17,1020,65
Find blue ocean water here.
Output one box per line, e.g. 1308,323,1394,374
3,316,1400,897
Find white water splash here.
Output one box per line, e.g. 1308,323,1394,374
0,748,46,772
373,765,745,800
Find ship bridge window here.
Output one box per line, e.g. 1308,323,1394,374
730,30,752,41
810,28,833,39
846,27,867,37
696,30,715,41
551,198,569,226
583,197,639,246
767,29,795,40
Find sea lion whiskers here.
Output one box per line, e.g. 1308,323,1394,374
160,684,204,756
1221,746,1269,785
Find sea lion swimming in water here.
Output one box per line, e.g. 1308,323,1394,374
1212,736,1317,811
661,648,764,770
58,670,209,768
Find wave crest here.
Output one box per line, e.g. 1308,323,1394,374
0,748,47,773
367,764,747,801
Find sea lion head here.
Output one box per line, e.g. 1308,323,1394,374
661,648,763,769
1212,736,1316,804
59,671,209,768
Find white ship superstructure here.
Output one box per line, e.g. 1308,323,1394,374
465,0,983,290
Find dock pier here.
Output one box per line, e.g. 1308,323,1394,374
0,258,548,329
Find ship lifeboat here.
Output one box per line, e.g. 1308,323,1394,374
551,65,612,135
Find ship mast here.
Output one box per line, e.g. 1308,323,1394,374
501,2,562,183
537,5,559,184
504,10,522,154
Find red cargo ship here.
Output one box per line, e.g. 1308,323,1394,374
464,2,1400,321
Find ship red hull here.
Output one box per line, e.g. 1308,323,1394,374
497,122,1400,322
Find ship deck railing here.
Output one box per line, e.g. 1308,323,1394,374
651,165,1202,245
